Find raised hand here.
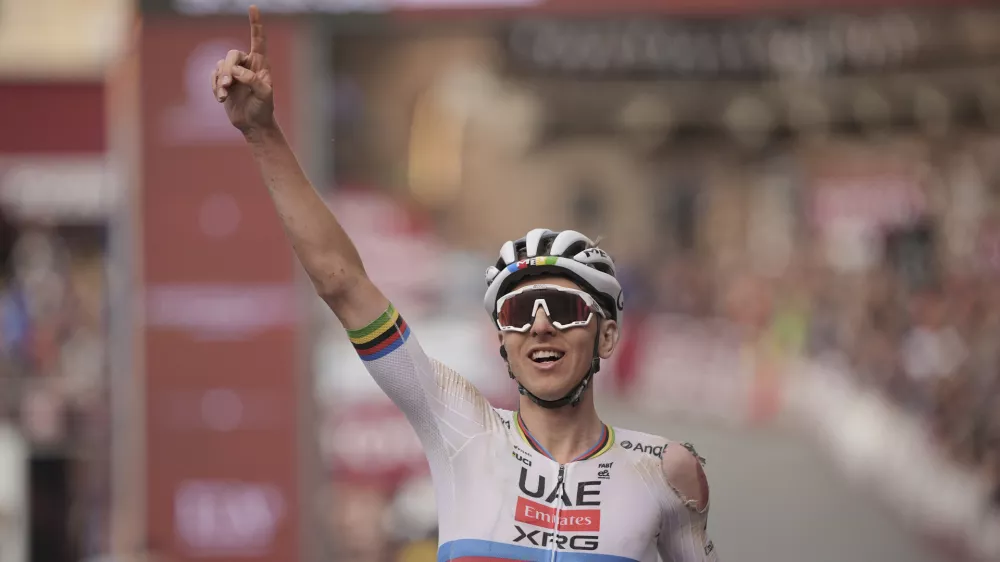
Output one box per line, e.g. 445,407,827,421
211,5,275,134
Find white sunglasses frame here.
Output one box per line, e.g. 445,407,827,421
495,284,606,333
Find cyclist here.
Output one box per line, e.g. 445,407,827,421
211,7,719,561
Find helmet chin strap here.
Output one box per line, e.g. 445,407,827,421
501,330,602,409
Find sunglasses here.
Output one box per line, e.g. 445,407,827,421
496,284,606,333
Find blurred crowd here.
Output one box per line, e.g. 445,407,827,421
0,209,111,561
812,266,1000,505
641,253,1000,506
607,140,1000,521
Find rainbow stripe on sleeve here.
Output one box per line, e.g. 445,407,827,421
347,304,411,361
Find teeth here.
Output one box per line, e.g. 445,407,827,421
531,350,564,361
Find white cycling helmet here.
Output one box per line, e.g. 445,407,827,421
484,229,624,409
484,228,624,324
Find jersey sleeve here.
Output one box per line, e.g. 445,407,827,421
656,503,718,562
346,303,498,469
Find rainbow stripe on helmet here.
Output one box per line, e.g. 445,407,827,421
506,256,559,273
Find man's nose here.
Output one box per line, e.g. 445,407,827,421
530,306,556,336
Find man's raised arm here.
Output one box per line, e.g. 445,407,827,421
209,7,496,460
210,5,383,328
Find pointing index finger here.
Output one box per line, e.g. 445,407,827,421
249,5,267,56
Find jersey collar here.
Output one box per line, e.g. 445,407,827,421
513,411,615,462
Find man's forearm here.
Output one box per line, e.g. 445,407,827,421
245,125,365,297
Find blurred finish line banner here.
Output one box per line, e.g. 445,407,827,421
137,0,983,16
138,16,304,562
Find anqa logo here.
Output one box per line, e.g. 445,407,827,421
619,441,664,458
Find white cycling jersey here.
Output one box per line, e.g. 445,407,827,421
348,303,719,562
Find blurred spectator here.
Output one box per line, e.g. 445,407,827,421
901,288,966,386
0,211,111,562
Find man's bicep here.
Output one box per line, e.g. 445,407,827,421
342,296,494,446
659,530,718,562
657,508,718,562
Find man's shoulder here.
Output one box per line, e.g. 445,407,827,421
611,427,709,512
660,441,710,513
613,426,671,458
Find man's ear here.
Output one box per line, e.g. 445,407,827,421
598,319,619,359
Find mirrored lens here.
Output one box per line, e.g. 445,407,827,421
497,289,592,330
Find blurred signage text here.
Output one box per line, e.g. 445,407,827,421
503,12,1000,79
141,0,985,15
174,480,286,556
142,0,539,14
145,283,298,340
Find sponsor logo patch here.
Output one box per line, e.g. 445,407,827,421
512,448,532,467
515,497,600,532
518,467,601,506
622,441,665,458
513,526,599,551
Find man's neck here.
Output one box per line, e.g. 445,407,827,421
517,392,605,464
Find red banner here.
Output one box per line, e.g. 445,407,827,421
0,82,105,154
139,17,301,562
